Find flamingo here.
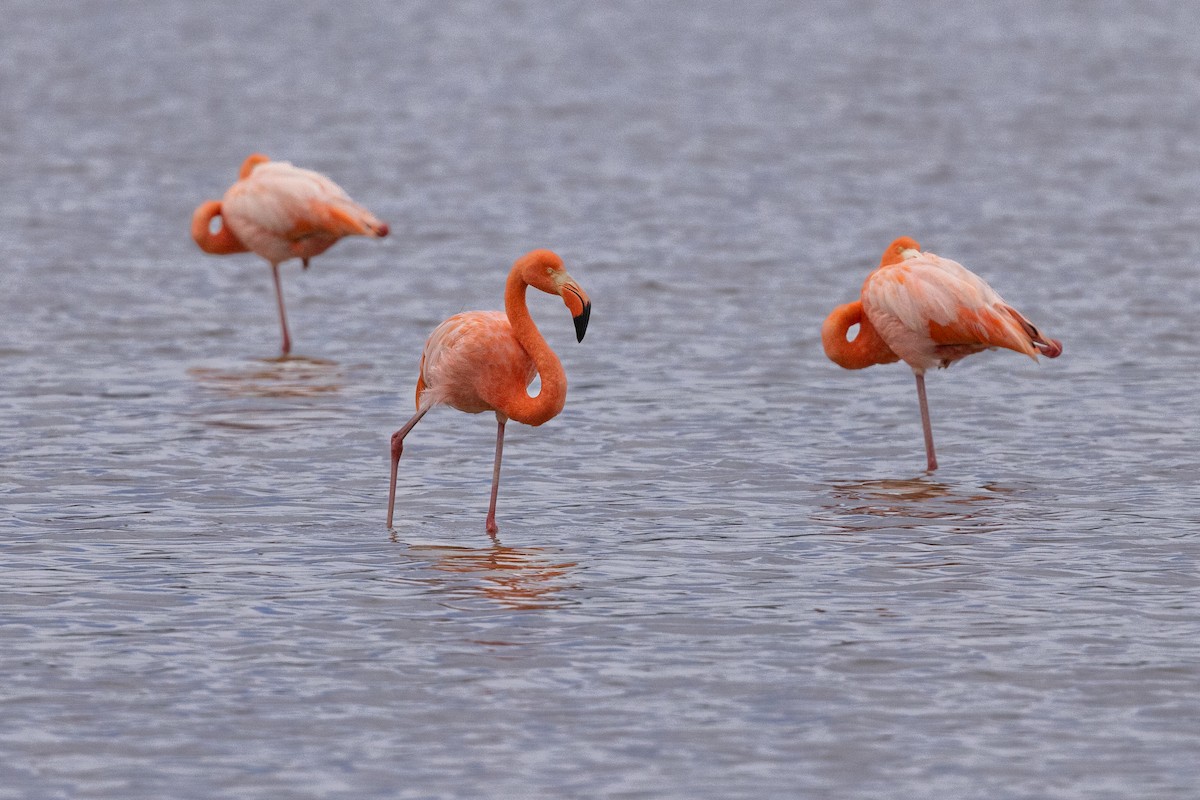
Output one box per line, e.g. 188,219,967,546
191,154,389,356
821,236,1062,471
387,249,591,534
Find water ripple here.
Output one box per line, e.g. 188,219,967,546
3,2,1200,798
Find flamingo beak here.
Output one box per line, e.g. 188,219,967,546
558,276,591,342
573,298,591,342
1036,337,1063,358
900,248,921,260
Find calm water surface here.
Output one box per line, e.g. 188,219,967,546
3,1,1200,798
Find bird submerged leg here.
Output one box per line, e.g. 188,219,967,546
387,404,433,528
270,263,292,357
914,372,938,471
485,416,507,536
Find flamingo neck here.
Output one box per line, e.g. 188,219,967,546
500,268,566,426
239,153,270,179
821,301,901,370
191,201,249,255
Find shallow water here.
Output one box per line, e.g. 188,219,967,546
3,1,1200,798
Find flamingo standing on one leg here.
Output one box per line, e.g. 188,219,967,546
191,153,389,356
387,249,591,534
821,236,1062,471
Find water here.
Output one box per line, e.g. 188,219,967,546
3,1,1199,797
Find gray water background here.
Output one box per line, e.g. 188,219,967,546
2,1,1199,798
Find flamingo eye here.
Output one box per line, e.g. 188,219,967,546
547,267,554,275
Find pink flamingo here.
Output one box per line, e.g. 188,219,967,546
387,249,591,534
822,236,1062,470
191,154,389,356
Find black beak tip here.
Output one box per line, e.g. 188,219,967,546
574,302,591,342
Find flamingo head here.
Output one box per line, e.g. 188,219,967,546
517,249,592,342
880,236,922,267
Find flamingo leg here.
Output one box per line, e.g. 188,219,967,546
270,262,292,357
914,372,938,471
485,416,507,535
386,404,432,528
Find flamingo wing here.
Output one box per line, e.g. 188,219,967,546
865,252,1041,362
223,162,385,256
418,311,536,414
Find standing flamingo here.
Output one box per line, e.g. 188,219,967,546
822,236,1062,470
191,154,389,356
387,249,591,534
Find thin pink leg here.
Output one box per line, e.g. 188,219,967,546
271,263,292,357
915,372,938,471
387,404,432,528
485,416,507,535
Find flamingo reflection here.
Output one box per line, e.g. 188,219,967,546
823,477,1014,529
188,355,343,399
401,538,577,610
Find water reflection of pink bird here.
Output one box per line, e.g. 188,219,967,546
822,237,1062,471
387,249,591,534
191,154,389,356
424,542,578,610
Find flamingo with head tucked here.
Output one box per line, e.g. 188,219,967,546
822,237,1062,471
191,154,389,356
387,249,591,534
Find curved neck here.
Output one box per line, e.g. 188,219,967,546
191,201,249,255
239,153,270,179
822,301,900,369
499,268,566,426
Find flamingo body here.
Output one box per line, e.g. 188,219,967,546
191,154,388,355
417,311,539,416
861,249,1059,371
822,237,1061,470
387,249,591,534
218,159,388,265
